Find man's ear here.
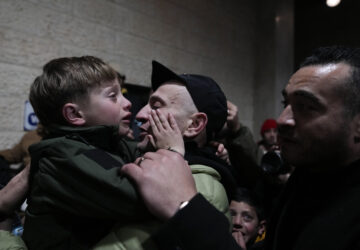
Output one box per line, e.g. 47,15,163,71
62,103,86,126
183,112,208,138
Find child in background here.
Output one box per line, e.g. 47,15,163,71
230,188,266,250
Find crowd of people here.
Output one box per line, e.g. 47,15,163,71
0,45,360,250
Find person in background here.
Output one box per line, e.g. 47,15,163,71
212,100,262,189
230,188,266,250
0,164,29,249
257,119,278,156
0,124,42,169
0,124,42,187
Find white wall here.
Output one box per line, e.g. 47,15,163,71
0,0,292,148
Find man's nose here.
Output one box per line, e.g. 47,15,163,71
135,104,151,123
277,105,295,127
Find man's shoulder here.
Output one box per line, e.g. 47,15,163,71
190,164,221,179
190,164,230,219
30,135,95,156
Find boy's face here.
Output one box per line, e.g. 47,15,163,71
79,79,132,136
230,201,265,245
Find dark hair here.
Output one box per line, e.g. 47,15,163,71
232,188,265,221
29,56,117,127
300,46,360,117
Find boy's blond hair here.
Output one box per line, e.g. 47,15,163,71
29,56,118,127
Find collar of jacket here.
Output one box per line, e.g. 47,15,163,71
44,125,121,153
184,141,237,199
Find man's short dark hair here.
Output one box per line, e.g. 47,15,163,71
300,46,360,117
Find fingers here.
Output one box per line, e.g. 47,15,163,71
150,109,169,132
168,113,180,132
227,100,237,112
120,163,143,182
227,100,238,118
147,134,156,149
217,143,225,153
232,231,247,249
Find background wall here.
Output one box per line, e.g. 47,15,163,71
0,0,293,148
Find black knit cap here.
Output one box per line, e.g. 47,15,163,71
151,60,227,138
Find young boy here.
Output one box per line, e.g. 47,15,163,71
230,188,266,250
23,56,229,250
23,56,149,249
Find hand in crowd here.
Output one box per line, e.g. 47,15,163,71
227,101,241,133
120,149,196,220
0,164,30,231
148,109,185,156
210,141,231,165
0,164,30,216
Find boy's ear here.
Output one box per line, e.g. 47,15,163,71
62,103,86,126
183,112,208,138
257,220,266,236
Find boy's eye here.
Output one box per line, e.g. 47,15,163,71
242,213,254,222
230,210,237,216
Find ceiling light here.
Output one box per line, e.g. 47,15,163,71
326,0,341,7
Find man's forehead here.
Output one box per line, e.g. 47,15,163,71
289,63,350,85
285,63,350,93
151,82,189,102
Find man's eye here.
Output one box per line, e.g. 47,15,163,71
293,102,316,113
151,101,162,110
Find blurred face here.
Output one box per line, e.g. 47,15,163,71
263,128,277,145
80,79,132,136
136,82,194,151
230,201,264,245
277,63,356,171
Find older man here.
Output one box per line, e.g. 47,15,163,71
122,46,360,250
135,61,239,198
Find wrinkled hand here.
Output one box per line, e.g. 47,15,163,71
227,101,241,133
210,141,231,165
120,149,196,220
148,109,185,156
232,231,247,249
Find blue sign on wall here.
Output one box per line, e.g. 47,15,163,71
24,100,38,131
